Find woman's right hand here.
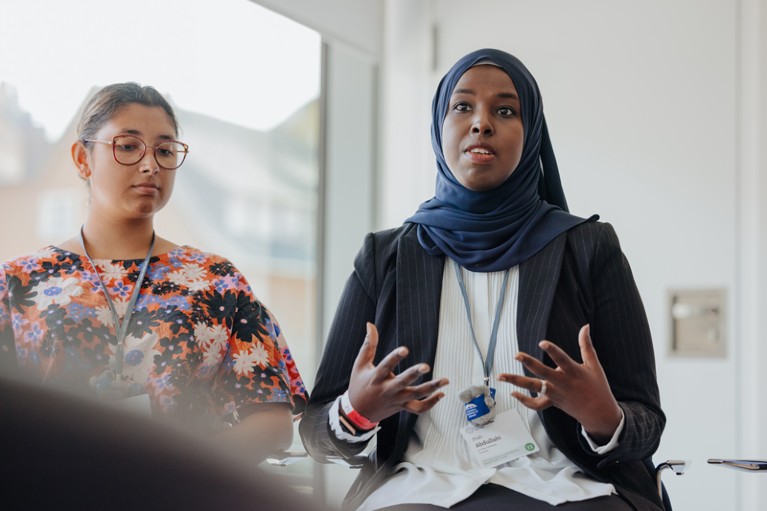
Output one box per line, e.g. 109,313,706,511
347,322,449,423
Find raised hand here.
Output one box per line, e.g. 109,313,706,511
347,322,449,423
498,324,622,443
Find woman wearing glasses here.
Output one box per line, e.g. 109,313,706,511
0,83,308,463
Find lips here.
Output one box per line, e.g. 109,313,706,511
133,182,160,193
464,143,496,163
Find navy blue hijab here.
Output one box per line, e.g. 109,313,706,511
406,48,595,272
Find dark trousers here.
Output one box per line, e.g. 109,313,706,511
376,483,635,511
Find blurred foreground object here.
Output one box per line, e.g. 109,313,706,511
0,375,326,511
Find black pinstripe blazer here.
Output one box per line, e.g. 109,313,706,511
300,221,666,511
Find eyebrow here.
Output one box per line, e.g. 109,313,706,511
121,128,175,140
451,88,519,101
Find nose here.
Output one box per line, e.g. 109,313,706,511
471,111,494,136
138,149,160,174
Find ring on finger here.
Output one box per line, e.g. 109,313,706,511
538,379,547,396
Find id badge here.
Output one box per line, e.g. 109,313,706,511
460,409,539,468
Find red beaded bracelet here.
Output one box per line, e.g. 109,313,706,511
340,391,379,431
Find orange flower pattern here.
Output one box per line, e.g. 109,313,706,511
0,245,307,429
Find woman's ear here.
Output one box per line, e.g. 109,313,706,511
71,141,91,180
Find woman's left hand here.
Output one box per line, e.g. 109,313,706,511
498,324,622,443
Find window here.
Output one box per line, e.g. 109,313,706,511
1,0,320,493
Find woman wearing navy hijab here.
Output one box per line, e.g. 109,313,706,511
301,49,665,511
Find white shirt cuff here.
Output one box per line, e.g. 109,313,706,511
329,394,380,443
580,409,625,454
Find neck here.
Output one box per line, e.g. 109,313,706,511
80,217,156,260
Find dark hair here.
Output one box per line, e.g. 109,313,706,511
77,82,180,141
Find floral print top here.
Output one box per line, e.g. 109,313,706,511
0,245,308,430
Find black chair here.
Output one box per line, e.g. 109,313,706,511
653,458,689,510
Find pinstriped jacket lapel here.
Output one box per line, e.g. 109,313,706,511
393,227,444,448
396,227,444,369
517,233,567,367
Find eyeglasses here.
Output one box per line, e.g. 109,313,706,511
83,135,189,170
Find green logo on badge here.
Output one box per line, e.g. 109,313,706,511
525,443,535,451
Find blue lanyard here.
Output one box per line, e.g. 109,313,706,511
452,260,510,385
79,226,155,377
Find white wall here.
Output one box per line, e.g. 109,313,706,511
738,0,767,508
251,0,767,509
378,0,435,229
380,1,767,510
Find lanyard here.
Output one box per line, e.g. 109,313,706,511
79,226,155,377
452,260,510,385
